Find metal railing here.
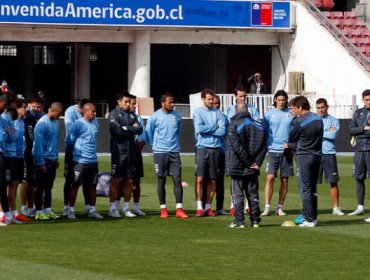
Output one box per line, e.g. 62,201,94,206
299,0,370,70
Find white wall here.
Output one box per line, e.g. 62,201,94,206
272,2,370,105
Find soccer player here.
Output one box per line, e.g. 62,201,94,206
21,96,44,217
348,89,370,218
226,103,267,228
62,98,90,217
261,90,293,216
116,95,146,216
287,96,323,227
316,98,344,216
65,103,103,220
6,99,30,222
108,90,143,218
193,88,227,217
32,102,64,220
146,93,189,219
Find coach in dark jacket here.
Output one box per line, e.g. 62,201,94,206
226,103,267,228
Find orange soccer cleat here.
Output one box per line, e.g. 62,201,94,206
160,208,169,218
175,208,189,219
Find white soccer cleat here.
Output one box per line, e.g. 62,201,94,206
89,211,104,219
67,211,76,220
123,210,137,218
364,217,370,223
332,208,345,216
62,208,70,217
348,208,365,216
299,221,316,228
275,208,287,216
108,209,122,218
260,207,271,216
133,209,146,216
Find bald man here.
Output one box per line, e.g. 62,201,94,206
32,102,63,220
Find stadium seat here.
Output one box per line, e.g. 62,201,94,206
322,0,335,9
353,19,366,29
311,0,322,8
357,37,370,47
344,11,356,20
349,29,363,38
340,19,353,30
366,46,370,56
363,30,370,38
330,11,343,19
322,11,331,18
350,37,358,46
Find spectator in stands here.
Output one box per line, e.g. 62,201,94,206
261,90,293,216
146,93,189,219
193,89,227,217
316,98,345,216
247,72,267,94
65,103,103,220
348,89,370,218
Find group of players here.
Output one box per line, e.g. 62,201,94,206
1,83,370,227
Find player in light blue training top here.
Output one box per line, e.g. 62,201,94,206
193,88,227,217
32,102,63,221
316,98,344,216
261,90,293,216
226,85,260,121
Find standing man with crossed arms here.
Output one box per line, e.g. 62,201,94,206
193,88,226,217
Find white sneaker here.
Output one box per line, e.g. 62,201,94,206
0,221,7,227
67,211,76,220
108,209,122,218
28,208,36,218
332,208,345,216
21,208,29,217
275,208,287,216
260,207,271,216
84,207,91,215
123,210,137,218
348,208,365,216
299,221,316,227
89,211,103,219
133,209,146,216
5,217,22,225
62,207,69,217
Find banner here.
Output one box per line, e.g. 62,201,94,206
0,0,291,29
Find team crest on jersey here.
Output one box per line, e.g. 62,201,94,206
74,171,80,181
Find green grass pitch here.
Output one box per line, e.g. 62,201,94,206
0,155,369,279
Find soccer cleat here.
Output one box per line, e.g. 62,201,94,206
195,209,204,217
332,208,345,216
260,207,271,216
299,221,316,227
28,208,36,218
160,208,169,218
21,208,29,217
275,208,287,216
46,210,60,220
123,210,137,218
204,208,216,217
216,209,229,216
293,214,305,225
0,216,5,223
364,217,370,223
35,212,49,220
0,221,7,227
108,209,122,218
15,214,31,222
348,208,365,216
175,208,189,219
67,211,76,220
62,208,69,217
248,221,259,228
89,211,104,219
5,217,22,225
227,222,245,229
229,207,235,217
133,208,146,216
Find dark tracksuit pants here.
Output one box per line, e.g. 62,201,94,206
35,159,57,211
297,154,321,223
231,174,261,225
0,153,9,213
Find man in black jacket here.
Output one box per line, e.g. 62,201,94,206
108,90,143,218
226,103,267,228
